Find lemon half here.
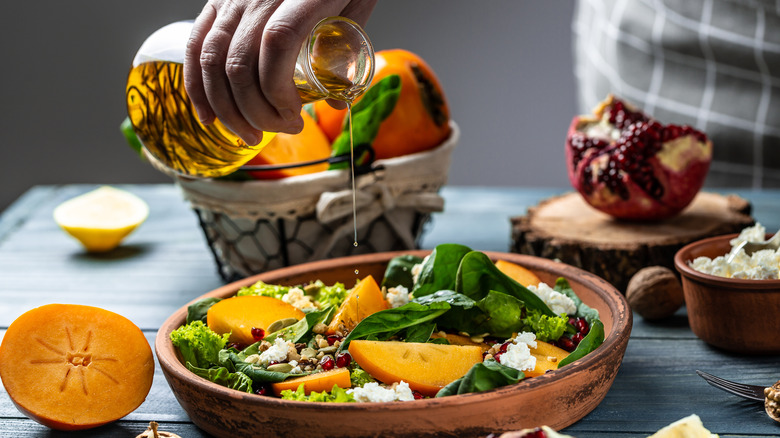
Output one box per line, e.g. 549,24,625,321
53,186,149,252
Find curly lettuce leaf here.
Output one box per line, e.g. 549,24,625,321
521,309,568,342
186,363,253,393
170,321,229,369
280,384,355,403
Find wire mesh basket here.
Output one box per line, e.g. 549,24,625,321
174,122,458,282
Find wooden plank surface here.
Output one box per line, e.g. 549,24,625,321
1,184,779,437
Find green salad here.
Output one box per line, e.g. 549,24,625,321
170,244,604,403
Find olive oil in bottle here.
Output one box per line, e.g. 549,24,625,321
126,18,374,178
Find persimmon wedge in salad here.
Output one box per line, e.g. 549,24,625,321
170,244,604,403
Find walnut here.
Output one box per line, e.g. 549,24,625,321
625,266,685,320
136,421,182,438
765,380,780,423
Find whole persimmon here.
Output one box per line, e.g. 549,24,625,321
0,304,154,430
244,109,332,180
314,49,451,159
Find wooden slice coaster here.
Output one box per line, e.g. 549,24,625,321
510,192,754,292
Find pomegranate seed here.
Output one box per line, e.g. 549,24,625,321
326,335,343,346
556,337,576,352
568,317,577,327
572,333,584,345
336,352,352,368
413,391,425,400
255,385,270,396
251,327,265,342
493,352,504,363
575,318,590,335
320,355,335,371
498,342,511,354
268,360,280,366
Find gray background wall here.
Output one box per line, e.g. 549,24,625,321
0,1,577,212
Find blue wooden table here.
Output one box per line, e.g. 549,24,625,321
1,184,778,437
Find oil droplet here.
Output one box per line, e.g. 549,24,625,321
353,241,359,248
355,269,359,275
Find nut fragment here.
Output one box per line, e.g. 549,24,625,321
136,421,182,438
766,380,780,422
626,266,685,320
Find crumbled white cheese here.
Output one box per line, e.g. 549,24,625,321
690,223,780,280
411,256,429,285
386,285,412,308
526,282,577,316
348,381,414,403
281,287,316,310
257,337,291,365
498,332,538,372
288,360,302,374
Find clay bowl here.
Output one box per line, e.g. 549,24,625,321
156,251,632,437
675,234,780,354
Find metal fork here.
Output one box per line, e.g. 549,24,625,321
696,370,766,401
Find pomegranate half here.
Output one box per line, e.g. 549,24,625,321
565,95,712,221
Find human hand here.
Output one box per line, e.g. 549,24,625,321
184,0,377,146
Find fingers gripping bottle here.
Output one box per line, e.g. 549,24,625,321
126,17,374,177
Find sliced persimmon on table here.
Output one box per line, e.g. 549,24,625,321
0,304,154,430
206,296,305,346
326,275,388,336
348,340,484,396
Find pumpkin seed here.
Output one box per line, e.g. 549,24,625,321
266,363,294,373
267,317,299,333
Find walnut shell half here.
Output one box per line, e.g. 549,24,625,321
766,381,780,423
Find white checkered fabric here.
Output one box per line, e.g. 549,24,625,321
573,0,780,188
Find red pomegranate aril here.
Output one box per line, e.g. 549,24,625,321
251,327,265,342
556,337,576,352
572,332,584,346
320,355,335,371
255,385,270,396
575,318,590,335
413,391,425,400
493,352,504,363
498,341,511,354
268,360,280,367
335,352,351,368
326,335,343,346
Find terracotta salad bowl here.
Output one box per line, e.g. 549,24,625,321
156,250,632,437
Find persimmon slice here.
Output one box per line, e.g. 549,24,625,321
0,304,154,430
348,340,484,396
495,259,542,287
270,367,351,396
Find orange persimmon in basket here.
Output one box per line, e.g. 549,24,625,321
0,304,154,430
244,109,332,180
314,49,451,159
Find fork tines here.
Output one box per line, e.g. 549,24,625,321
696,370,766,402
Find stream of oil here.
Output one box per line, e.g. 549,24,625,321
347,103,360,276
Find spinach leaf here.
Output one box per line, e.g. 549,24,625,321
554,278,600,322
558,320,605,368
401,321,437,343
186,297,221,324
412,244,472,298
264,306,335,344
435,290,525,338
338,301,451,351
382,254,424,289
329,74,401,169
411,289,476,309
436,359,523,397
456,251,555,317
186,363,253,393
